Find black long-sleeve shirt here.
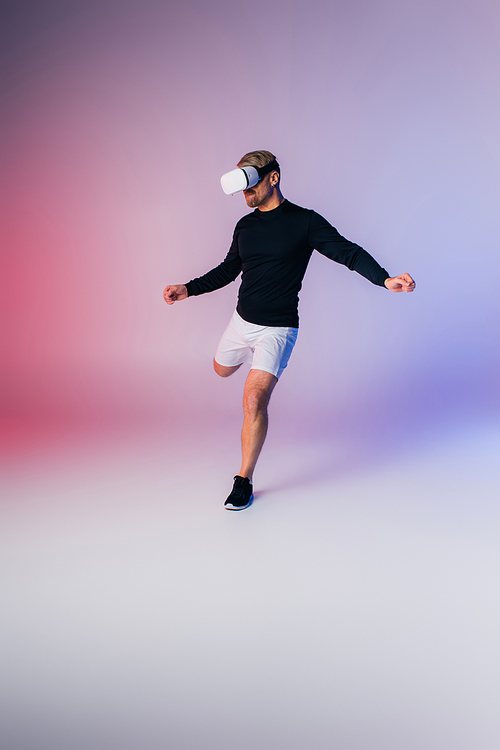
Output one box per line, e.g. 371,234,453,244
185,199,389,328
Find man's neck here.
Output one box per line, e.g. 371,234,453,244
257,189,285,212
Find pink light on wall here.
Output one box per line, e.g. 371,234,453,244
1,0,499,434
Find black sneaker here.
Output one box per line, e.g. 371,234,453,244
224,476,253,511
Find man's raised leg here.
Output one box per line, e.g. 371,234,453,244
213,359,242,378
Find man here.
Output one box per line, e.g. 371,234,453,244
164,150,415,511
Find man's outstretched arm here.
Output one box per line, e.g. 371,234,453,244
163,229,243,305
309,213,416,292
384,274,416,293
163,285,188,304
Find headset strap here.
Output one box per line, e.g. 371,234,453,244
255,159,280,178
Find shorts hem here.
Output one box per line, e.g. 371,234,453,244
214,354,250,369
249,365,279,379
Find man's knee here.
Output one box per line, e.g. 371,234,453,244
243,387,268,417
213,359,241,378
243,374,277,416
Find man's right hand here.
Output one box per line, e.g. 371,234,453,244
163,284,188,305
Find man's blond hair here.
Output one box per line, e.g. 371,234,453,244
237,150,280,182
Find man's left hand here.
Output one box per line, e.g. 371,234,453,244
384,273,415,293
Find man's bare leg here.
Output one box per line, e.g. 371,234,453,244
213,359,242,378
239,368,277,480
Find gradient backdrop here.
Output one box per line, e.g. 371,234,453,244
1,1,500,748
2,0,499,438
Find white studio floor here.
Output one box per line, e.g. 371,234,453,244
1,414,500,750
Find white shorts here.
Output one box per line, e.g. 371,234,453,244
215,310,298,379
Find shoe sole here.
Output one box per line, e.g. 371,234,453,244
224,494,254,511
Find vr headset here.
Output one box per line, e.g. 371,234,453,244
220,158,280,195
